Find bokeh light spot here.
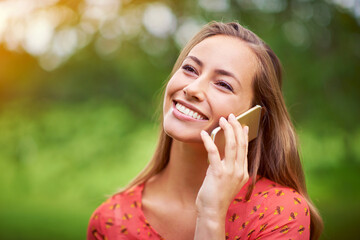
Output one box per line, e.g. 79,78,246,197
174,18,204,48
23,16,54,56
143,3,176,38
282,21,310,48
198,0,230,12
252,0,287,13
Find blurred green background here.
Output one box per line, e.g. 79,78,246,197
0,0,359,239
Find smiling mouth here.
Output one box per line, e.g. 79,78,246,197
174,101,208,120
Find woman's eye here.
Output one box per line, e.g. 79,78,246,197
216,81,234,92
182,65,197,74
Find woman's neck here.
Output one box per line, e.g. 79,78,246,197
152,139,209,207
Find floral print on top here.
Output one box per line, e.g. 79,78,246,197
87,177,310,240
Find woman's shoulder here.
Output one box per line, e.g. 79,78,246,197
250,177,307,203
94,184,143,215
226,177,310,239
231,177,308,204
87,184,145,240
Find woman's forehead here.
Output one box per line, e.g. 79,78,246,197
186,35,258,82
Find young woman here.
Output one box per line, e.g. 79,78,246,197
87,21,323,240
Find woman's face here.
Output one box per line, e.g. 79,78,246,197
163,35,258,142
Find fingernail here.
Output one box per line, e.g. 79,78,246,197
229,113,236,120
200,130,207,136
244,126,249,135
220,117,226,123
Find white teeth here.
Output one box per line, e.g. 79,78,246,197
175,102,206,120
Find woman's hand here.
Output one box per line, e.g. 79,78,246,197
194,113,249,239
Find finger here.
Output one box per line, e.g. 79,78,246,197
229,114,243,160
242,126,249,173
228,114,247,164
219,116,237,167
200,130,221,167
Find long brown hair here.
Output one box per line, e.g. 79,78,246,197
123,21,323,239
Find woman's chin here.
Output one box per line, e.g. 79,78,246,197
164,128,203,143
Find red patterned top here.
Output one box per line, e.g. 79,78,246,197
87,177,310,239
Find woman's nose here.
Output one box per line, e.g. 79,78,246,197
182,78,206,101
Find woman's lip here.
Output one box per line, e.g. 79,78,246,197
172,101,208,122
173,99,208,120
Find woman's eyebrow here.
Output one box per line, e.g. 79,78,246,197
186,55,203,67
186,55,242,88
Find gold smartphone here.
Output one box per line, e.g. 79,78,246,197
210,105,262,150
